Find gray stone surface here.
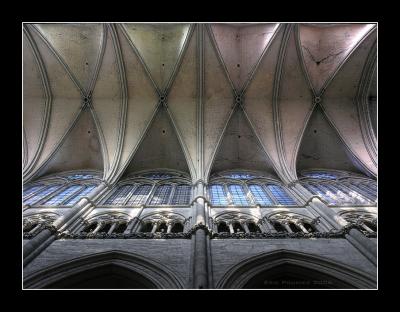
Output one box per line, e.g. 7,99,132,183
24,239,192,287
210,238,376,287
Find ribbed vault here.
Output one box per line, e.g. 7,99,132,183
23,23,377,185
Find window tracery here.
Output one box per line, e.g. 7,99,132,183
102,172,192,207
23,171,101,207
300,170,377,205
208,173,297,207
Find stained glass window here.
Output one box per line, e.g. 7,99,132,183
266,184,296,205
249,184,274,205
228,184,249,205
64,185,97,206
150,185,172,205
210,184,228,205
303,172,337,180
24,185,62,205
105,185,134,205
224,173,255,179
143,173,173,179
43,185,83,205
68,174,96,180
126,184,152,205
171,184,191,205
23,185,44,198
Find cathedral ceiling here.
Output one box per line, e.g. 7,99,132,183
23,23,377,184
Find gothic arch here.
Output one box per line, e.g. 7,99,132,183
216,249,376,289
23,250,185,289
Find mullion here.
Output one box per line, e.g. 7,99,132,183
64,185,97,206
209,184,228,205
228,184,249,206
43,185,83,206
23,185,45,200
249,184,273,206
122,184,139,205
266,184,296,205
127,184,153,205
172,185,191,205
24,185,63,205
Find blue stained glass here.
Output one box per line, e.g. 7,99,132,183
249,185,273,205
105,185,133,205
24,185,62,205
210,185,228,205
150,185,172,205
304,172,337,180
359,183,377,199
266,185,296,205
143,173,173,179
127,184,152,205
228,184,249,205
64,185,96,206
44,185,83,205
316,184,339,204
23,185,44,198
171,185,191,205
224,173,255,179
68,174,95,180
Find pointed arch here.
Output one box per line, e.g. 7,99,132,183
206,107,279,181
295,105,370,176
216,249,376,289
24,250,185,289
119,107,192,180
23,26,52,179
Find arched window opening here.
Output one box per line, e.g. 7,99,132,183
228,185,250,206
43,185,83,206
217,222,230,233
150,185,172,205
232,222,244,233
113,223,127,234
210,185,228,206
140,222,153,233
156,222,168,233
171,222,184,233
83,222,98,233
272,222,287,233
23,185,44,198
266,185,296,205
247,222,261,233
248,185,273,205
289,222,302,233
24,185,62,205
126,184,152,205
101,223,112,234
302,222,316,233
171,184,191,205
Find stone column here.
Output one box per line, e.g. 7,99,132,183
192,181,209,289
167,223,173,234
228,223,234,234
107,222,118,235
292,182,376,265
91,221,104,235
151,222,158,233
242,222,250,234
296,222,309,234
262,219,277,233
23,181,110,266
282,222,293,233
